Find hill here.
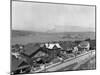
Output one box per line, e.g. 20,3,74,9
11,30,95,45
11,30,36,37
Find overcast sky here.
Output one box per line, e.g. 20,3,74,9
12,1,95,32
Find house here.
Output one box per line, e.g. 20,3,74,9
28,47,49,58
78,41,90,51
11,52,41,74
40,42,63,50
11,43,49,74
23,43,40,56
11,42,64,74
11,55,29,73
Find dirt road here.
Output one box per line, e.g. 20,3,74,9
31,50,95,73
46,50,95,72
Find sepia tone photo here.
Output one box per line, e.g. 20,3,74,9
11,0,96,74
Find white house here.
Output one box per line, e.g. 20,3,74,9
40,43,63,49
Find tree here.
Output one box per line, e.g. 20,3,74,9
85,38,91,41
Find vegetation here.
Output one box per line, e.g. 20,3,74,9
11,31,96,74
76,56,96,70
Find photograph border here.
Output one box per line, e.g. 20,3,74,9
10,0,96,74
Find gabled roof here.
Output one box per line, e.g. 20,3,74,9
11,53,32,72
43,43,63,49
24,43,40,56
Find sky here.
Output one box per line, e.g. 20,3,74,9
12,1,95,32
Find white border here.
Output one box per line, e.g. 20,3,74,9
0,0,100,75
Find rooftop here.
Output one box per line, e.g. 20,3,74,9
11,55,24,71
24,43,40,56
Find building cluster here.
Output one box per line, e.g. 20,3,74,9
11,40,91,74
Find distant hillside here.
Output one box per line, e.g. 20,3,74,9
11,30,95,45
61,32,95,39
11,30,35,37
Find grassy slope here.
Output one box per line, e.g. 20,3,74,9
76,56,96,70
55,55,96,71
